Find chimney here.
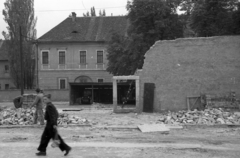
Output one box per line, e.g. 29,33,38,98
72,12,76,22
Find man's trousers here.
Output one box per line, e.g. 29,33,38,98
37,124,70,152
33,108,44,125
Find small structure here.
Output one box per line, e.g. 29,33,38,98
112,76,140,113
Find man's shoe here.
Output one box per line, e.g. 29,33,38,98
36,151,46,156
64,147,71,156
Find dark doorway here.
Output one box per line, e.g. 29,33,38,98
143,83,155,112
70,83,113,105
69,82,136,106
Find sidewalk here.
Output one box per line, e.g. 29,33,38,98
0,141,240,158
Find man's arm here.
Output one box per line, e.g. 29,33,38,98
30,95,40,108
46,105,57,126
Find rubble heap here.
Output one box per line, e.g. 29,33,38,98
159,108,240,125
0,108,90,126
0,108,34,125
57,113,90,125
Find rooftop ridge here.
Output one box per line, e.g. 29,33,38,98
68,15,127,19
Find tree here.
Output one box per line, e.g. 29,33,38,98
107,0,184,75
189,0,239,37
178,0,198,37
2,0,37,89
179,0,197,16
99,9,106,16
83,7,106,17
106,33,133,75
83,11,90,17
90,6,96,16
102,9,106,16
232,2,240,34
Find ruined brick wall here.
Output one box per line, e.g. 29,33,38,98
139,36,240,112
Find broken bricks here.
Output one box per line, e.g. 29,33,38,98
0,108,91,126
158,108,240,125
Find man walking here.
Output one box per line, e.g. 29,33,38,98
31,88,44,125
36,94,71,156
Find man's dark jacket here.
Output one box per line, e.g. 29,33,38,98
44,102,59,126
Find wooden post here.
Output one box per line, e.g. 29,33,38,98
92,85,94,104
135,79,140,112
113,78,117,112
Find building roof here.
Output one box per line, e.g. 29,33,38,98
38,16,129,43
0,40,8,61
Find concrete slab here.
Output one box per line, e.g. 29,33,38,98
138,124,170,133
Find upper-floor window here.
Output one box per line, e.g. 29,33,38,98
80,51,86,64
42,51,49,64
97,51,103,64
59,51,66,65
5,65,9,73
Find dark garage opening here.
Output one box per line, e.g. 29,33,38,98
69,82,136,106
70,82,113,105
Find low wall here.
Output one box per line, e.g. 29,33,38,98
140,36,240,112
0,89,69,102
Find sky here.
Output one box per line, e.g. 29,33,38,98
0,0,129,39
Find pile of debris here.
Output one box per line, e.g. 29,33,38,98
58,113,90,125
0,108,90,126
158,108,240,125
0,108,34,125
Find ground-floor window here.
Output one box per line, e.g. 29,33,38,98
98,78,104,83
59,78,67,89
5,84,9,90
5,65,9,73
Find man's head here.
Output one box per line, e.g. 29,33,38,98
43,94,51,104
35,88,41,93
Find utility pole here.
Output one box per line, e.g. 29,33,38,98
19,26,24,95
35,40,39,88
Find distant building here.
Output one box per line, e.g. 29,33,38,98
0,40,15,90
37,13,128,89
37,13,129,104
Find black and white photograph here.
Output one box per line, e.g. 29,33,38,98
0,0,240,157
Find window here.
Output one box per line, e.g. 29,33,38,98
42,51,49,64
5,84,9,90
97,51,103,64
98,79,104,83
59,51,65,64
80,51,86,64
59,78,66,89
5,65,9,73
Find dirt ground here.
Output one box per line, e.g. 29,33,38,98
1,102,240,158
